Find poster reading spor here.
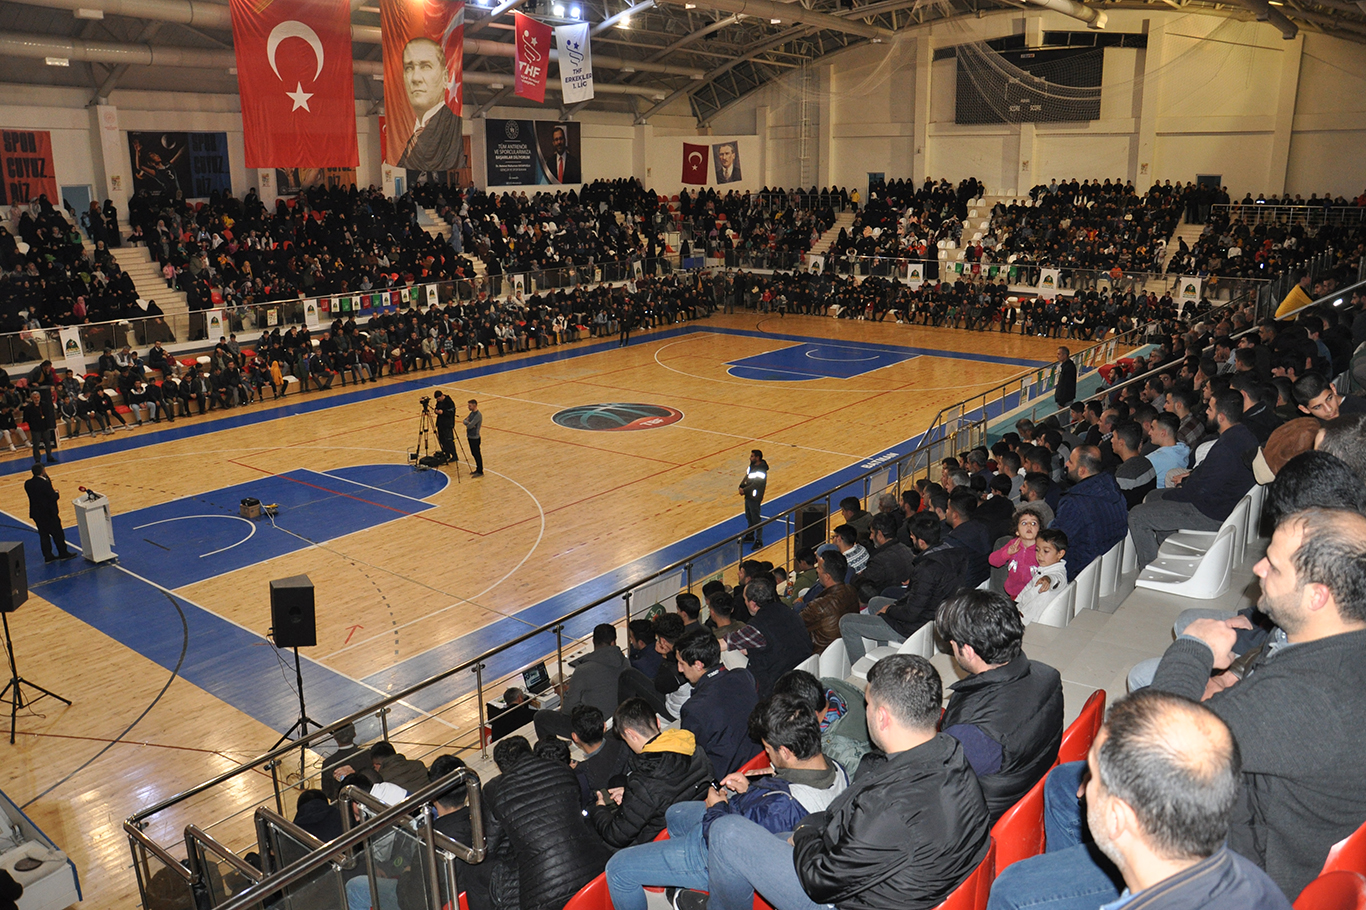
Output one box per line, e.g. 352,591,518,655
128,132,232,201
484,119,581,186
0,129,58,206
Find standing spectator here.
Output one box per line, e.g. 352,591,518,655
739,450,769,550
21,390,56,463
1054,346,1077,409
464,399,484,476
24,463,74,562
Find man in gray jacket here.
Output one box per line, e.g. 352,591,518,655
535,624,627,740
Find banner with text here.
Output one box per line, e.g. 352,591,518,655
906,262,924,288
1037,268,1061,299
129,132,232,201
554,22,593,104
484,119,580,186
1176,276,1203,307
58,327,85,376
0,129,58,206
514,12,552,102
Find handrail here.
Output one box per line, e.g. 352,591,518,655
1211,203,1366,226
183,824,265,884
1275,276,1366,322
340,770,486,865
208,768,483,910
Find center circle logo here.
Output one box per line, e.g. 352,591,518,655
552,403,684,432
504,120,520,140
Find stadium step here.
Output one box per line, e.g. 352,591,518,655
110,245,190,320
808,210,856,257
1160,220,1205,274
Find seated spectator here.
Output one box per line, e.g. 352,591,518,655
1145,411,1190,488
800,549,859,653
842,511,970,663
427,754,493,910
483,736,611,910
321,722,373,799
718,578,812,697
588,698,714,848
570,705,631,810
534,623,626,741
790,548,819,598
1111,422,1157,509
626,619,661,678
830,524,869,574
995,507,1366,909
675,629,759,776
854,512,916,603
989,506,1045,601
976,474,1018,541
707,591,748,639
838,496,873,546
936,590,1063,823
1051,445,1128,580
1019,472,1056,527
368,741,429,794
990,690,1291,910
604,693,849,910
1127,389,1256,567
617,612,691,721
292,789,344,843
676,592,705,636
944,489,993,588
1167,388,1206,451
1293,371,1366,420
1017,529,1069,624
1232,373,1283,444
707,654,989,910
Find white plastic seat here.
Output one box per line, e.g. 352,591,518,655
849,623,935,680
1158,494,1252,565
1073,558,1101,615
794,653,820,677
1246,483,1266,545
1098,538,1123,597
1135,524,1238,599
1030,578,1077,629
818,638,851,681
1121,530,1138,574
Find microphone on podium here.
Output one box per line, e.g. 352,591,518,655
78,486,100,501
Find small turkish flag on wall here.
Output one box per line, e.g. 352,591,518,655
230,0,359,168
514,12,552,103
682,143,708,185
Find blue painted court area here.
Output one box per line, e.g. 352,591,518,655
99,465,448,591
727,343,919,381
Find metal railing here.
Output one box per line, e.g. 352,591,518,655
1211,203,1366,227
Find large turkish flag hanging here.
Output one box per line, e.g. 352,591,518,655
230,0,358,168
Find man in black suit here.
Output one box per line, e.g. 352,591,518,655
545,125,580,184
21,391,56,464
1053,345,1077,408
714,142,742,184
397,38,463,173
25,464,74,563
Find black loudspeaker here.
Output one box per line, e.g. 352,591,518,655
797,506,828,553
270,575,316,648
0,543,26,614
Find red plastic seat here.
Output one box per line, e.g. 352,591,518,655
935,838,997,910
990,774,1048,873
563,872,610,910
737,751,770,774
1058,691,1106,765
1324,818,1366,876
1295,872,1366,910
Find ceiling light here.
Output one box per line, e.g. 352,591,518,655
570,3,581,15
228,67,237,74
45,56,70,66
621,65,636,72
618,14,631,26
553,3,565,14
770,16,781,22
685,2,696,6
73,8,103,18
490,81,505,89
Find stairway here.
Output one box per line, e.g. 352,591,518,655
110,246,190,325
1161,220,1206,275
808,210,856,257
419,207,450,240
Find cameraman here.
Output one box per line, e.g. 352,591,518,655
433,391,457,462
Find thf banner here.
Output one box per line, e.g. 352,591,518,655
514,12,552,103
554,22,593,103
682,143,708,185
229,0,358,167
381,0,466,171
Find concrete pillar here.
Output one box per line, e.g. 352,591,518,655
816,63,832,188
257,170,279,208
1017,122,1036,198
1134,18,1164,187
633,121,652,185
912,35,931,185
1266,33,1303,196
756,104,769,188
87,102,128,216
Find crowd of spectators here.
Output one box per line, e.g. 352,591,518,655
1167,207,1366,281
825,177,979,267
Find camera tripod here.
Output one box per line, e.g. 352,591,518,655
411,399,467,480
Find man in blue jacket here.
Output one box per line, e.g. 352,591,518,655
1051,445,1128,580
1127,389,1256,567
676,629,759,777
603,693,848,910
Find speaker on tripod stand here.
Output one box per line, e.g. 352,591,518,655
270,575,320,752
0,542,71,744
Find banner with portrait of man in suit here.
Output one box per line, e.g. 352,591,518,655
381,0,466,177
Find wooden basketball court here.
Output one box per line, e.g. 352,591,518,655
0,313,1058,907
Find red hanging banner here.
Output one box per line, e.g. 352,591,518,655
514,12,552,103
229,0,358,168
682,142,708,185
380,0,466,170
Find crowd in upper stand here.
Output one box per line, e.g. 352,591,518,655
1167,206,1366,281
825,178,979,265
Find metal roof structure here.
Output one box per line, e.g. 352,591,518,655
0,0,1362,126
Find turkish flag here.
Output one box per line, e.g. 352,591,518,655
230,0,358,168
682,143,708,185
514,12,551,103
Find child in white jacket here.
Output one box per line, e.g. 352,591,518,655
1018,529,1069,625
